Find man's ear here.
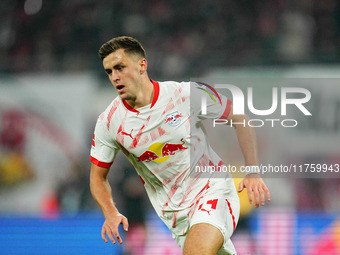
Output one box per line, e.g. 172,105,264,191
139,58,147,74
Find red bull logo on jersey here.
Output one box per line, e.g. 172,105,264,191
137,138,188,163
165,111,183,127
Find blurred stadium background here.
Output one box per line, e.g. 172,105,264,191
0,0,339,254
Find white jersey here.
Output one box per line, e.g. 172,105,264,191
90,80,235,231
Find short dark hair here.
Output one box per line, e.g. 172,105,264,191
98,36,147,60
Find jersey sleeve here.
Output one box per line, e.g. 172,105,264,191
90,117,120,168
190,82,232,120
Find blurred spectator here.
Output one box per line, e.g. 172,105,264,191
56,160,91,214
0,110,34,187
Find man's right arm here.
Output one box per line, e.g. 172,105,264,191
90,163,129,244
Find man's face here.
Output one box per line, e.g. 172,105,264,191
103,48,145,101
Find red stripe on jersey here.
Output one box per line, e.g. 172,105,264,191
139,175,145,185
150,127,168,141
220,99,232,120
150,80,159,108
172,211,178,228
162,98,175,115
90,156,113,168
158,127,167,136
226,199,236,232
150,129,158,141
122,100,139,113
130,115,151,149
92,134,95,146
107,100,120,130
161,168,190,212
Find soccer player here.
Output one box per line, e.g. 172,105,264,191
90,36,270,255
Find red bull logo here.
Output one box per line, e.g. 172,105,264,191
164,111,183,127
138,138,188,162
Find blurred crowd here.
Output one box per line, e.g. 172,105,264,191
1,0,340,80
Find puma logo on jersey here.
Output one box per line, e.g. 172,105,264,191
198,199,218,215
120,129,134,139
165,111,183,127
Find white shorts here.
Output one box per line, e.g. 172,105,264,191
163,178,240,255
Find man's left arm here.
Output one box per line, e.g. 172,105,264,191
227,110,271,208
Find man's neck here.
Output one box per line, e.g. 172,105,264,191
126,79,154,109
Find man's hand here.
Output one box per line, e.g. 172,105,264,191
238,173,271,208
101,213,129,244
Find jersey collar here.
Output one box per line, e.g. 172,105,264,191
122,79,159,113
